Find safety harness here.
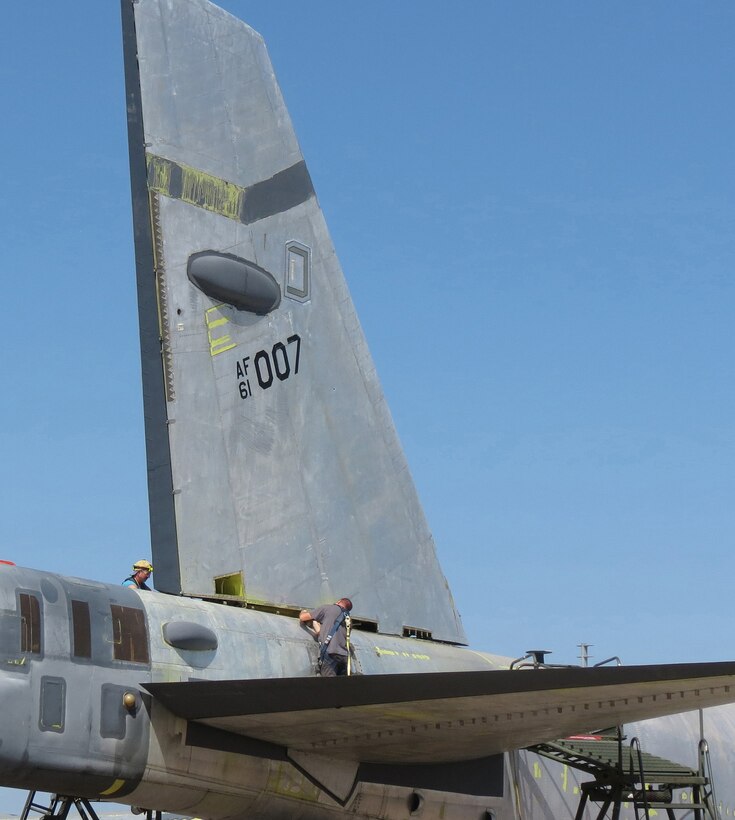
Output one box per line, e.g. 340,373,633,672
345,613,352,675
316,607,351,674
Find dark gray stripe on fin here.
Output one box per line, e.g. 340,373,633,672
240,160,314,224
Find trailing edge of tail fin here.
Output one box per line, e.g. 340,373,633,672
122,0,466,644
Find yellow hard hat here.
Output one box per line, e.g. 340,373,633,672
133,560,153,572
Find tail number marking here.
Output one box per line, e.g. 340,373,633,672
237,334,301,400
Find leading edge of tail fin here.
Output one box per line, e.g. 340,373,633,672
122,0,466,644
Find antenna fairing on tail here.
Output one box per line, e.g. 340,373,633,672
125,0,466,643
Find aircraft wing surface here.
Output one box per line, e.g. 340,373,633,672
146,662,735,764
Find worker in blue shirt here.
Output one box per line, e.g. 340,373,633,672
122,559,153,590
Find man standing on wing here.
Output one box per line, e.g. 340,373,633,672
299,597,353,676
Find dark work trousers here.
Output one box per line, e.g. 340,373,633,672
320,653,348,677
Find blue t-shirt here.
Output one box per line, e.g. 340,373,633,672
122,577,151,590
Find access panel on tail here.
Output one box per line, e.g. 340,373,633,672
121,0,466,643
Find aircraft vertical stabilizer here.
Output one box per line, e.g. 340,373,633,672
122,0,466,643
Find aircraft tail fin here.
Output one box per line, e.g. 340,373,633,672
122,0,465,643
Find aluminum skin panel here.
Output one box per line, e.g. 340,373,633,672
123,0,466,643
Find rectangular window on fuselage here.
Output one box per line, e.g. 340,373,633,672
71,600,91,659
19,593,41,654
110,604,149,664
40,676,65,732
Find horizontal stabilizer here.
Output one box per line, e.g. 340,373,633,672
145,661,735,764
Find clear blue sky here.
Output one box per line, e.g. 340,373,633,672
0,3,733,808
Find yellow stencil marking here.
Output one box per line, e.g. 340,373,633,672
205,306,236,356
100,779,125,796
374,646,431,660
533,761,542,779
562,764,568,792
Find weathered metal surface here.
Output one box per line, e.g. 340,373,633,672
2,3,734,820
144,662,735,763
124,0,466,643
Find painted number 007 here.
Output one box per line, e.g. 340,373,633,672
238,334,301,399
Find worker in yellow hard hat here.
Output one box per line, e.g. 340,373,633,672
122,560,153,590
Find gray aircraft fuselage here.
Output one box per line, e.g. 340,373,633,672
0,563,516,819
4,562,735,820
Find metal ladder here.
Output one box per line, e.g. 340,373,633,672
626,738,719,820
529,732,720,819
19,793,102,820
20,793,163,820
